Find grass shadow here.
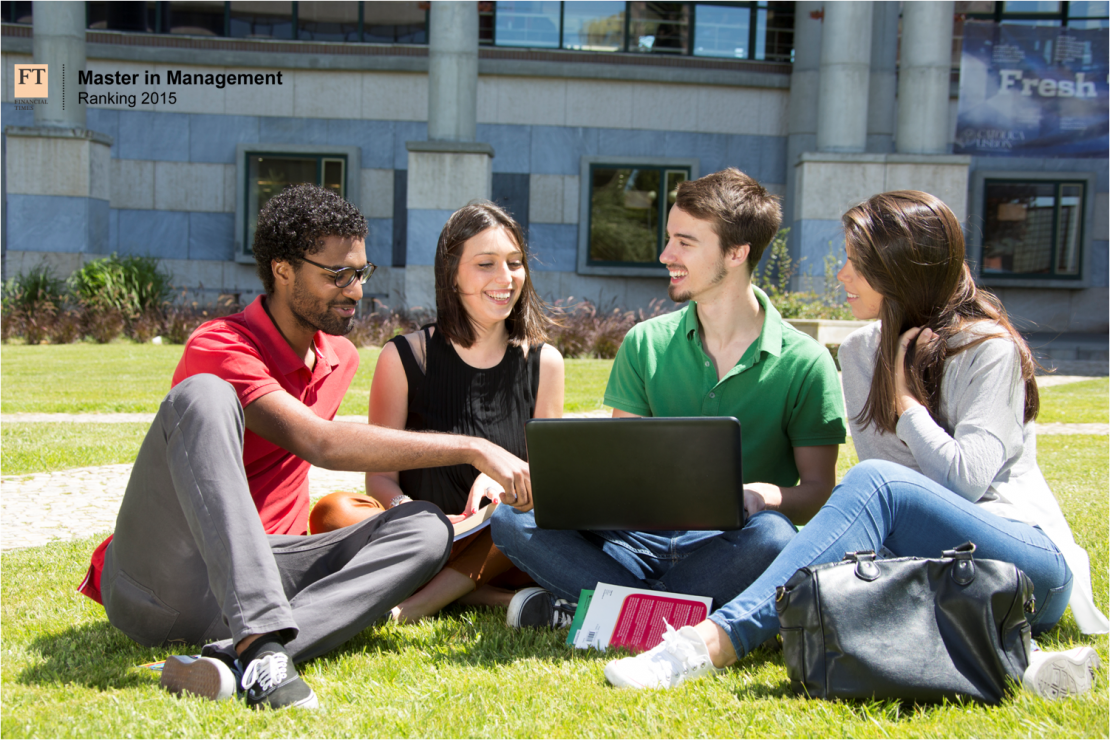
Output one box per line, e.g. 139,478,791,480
17,620,169,691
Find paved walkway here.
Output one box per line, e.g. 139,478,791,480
1,377,1103,553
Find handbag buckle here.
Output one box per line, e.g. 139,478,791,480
843,550,880,582
944,541,977,586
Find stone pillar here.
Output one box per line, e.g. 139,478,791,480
866,2,900,154
784,1,823,229
816,1,872,153
4,127,112,267
403,2,491,310
427,2,478,143
897,1,954,154
32,0,86,129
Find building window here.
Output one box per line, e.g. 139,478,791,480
0,1,33,24
969,170,1099,288
981,179,1085,278
81,1,428,43
577,157,698,276
235,145,360,262
961,0,1110,28
479,1,794,61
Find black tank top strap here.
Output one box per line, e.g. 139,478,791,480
389,333,424,407
527,342,544,400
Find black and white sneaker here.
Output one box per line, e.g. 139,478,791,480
506,587,576,629
241,651,319,710
160,655,238,702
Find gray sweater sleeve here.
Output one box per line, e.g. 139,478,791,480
894,335,1026,502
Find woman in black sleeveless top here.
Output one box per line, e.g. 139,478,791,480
311,202,564,622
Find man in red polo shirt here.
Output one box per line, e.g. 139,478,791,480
84,185,533,711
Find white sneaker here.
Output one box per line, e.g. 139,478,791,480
604,621,719,690
160,656,238,701
1023,646,1100,699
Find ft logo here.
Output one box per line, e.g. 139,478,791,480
14,64,48,98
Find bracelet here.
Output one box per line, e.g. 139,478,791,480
389,494,413,509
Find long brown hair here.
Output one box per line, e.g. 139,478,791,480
844,190,1039,434
434,201,551,349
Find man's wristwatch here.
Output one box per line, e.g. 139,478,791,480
389,494,413,509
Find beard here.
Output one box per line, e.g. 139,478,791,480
290,279,357,336
667,253,729,303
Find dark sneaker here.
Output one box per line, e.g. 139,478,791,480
241,651,319,710
506,587,576,629
160,656,237,701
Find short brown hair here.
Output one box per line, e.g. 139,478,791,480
434,201,551,349
674,168,781,270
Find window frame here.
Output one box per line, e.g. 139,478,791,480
968,169,1097,288
577,155,699,277
234,143,361,264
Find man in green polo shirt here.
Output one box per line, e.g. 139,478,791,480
491,169,847,656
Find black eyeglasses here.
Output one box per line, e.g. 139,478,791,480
301,257,376,288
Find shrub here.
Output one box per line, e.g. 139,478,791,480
545,298,672,359
162,294,243,345
69,254,173,318
50,310,83,344
2,264,69,344
753,229,855,321
83,307,126,344
346,302,429,348
126,308,164,344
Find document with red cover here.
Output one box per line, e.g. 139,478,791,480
571,583,712,653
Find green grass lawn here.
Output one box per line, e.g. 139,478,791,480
2,345,612,418
1038,378,1109,424
1,435,1105,738
2,346,1107,736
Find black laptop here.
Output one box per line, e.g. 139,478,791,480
525,416,746,531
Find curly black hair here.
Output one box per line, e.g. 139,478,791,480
252,183,368,294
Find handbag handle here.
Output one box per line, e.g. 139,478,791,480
842,550,880,582
942,541,976,586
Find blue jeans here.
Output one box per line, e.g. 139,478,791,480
708,459,1074,659
490,506,798,612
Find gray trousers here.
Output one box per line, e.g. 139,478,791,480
101,374,452,663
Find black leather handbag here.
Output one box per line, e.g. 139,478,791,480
775,542,1034,704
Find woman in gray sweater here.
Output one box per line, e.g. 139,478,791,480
604,190,1106,696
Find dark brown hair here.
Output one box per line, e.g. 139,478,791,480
674,168,782,270
844,190,1038,435
434,201,551,349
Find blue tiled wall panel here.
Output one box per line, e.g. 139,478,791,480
1092,240,1109,287
527,223,578,272
406,208,454,265
87,108,120,154
1,102,35,127
393,121,428,170
367,217,393,267
89,198,110,254
188,212,235,260
663,132,729,177
189,114,260,164
108,208,119,252
327,119,395,170
117,209,190,259
725,135,770,181
117,111,190,161
530,126,598,175
793,219,846,277
6,194,104,253
477,123,532,173
596,128,667,159
759,135,787,185
258,116,328,146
